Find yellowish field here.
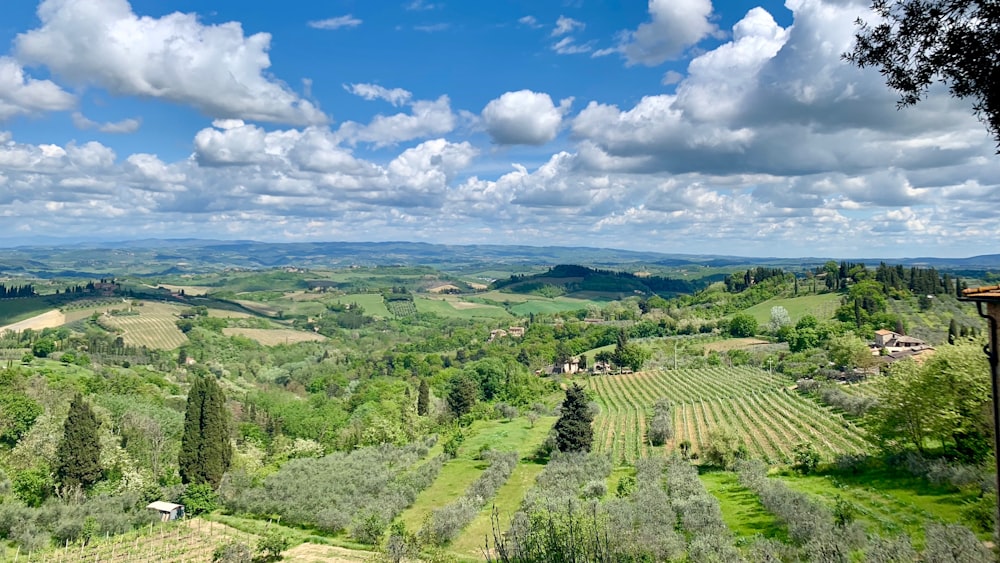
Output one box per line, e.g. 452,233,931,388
222,327,326,345
156,284,213,296
0,309,65,332
99,302,188,350
428,284,461,293
284,543,373,562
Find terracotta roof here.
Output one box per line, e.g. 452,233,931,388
962,285,1000,301
874,329,895,335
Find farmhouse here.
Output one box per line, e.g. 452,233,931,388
870,330,934,364
538,357,582,375
146,501,184,522
507,326,525,338
872,330,930,351
488,328,508,342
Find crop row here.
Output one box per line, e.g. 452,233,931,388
589,367,869,464
24,519,251,562
102,314,187,350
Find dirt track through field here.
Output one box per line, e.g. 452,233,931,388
0,309,65,332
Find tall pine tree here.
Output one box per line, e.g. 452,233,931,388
56,394,103,490
179,376,232,486
554,384,593,453
417,379,430,416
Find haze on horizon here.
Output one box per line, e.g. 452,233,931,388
0,0,996,259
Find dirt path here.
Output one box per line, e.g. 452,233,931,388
0,309,65,332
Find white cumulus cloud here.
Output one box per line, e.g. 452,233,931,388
618,0,717,66
481,90,573,145
0,56,75,120
16,0,326,125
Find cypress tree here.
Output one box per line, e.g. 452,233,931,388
948,318,959,345
553,384,593,453
417,379,429,416
179,376,232,486
446,376,477,417
55,394,103,490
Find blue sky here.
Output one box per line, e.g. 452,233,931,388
0,0,995,258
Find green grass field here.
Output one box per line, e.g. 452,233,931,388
742,292,842,324
395,415,555,558
414,296,510,319
0,296,57,326
470,291,600,316
327,293,391,317
400,458,488,532
449,462,546,559
700,470,787,540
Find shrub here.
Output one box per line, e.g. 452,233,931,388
213,541,253,562
702,427,748,469
863,535,916,563
443,430,464,459
923,523,993,562
256,528,290,562
352,511,387,545
180,483,219,515
581,480,606,499
647,399,673,446
792,442,820,474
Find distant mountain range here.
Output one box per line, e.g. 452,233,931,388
0,239,997,277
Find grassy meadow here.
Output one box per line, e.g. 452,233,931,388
742,292,842,324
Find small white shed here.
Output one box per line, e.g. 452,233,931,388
146,501,185,522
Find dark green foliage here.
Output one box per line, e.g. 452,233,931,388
55,394,103,490
492,264,696,295
31,338,55,357
180,483,219,515
553,384,593,453
417,378,429,416
180,375,233,486
446,375,477,417
0,393,43,446
11,466,53,507
728,313,757,337
948,317,959,344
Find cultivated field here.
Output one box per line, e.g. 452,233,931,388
155,284,212,296
0,309,65,332
222,327,326,345
98,302,188,350
21,519,257,562
588,368,870,464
